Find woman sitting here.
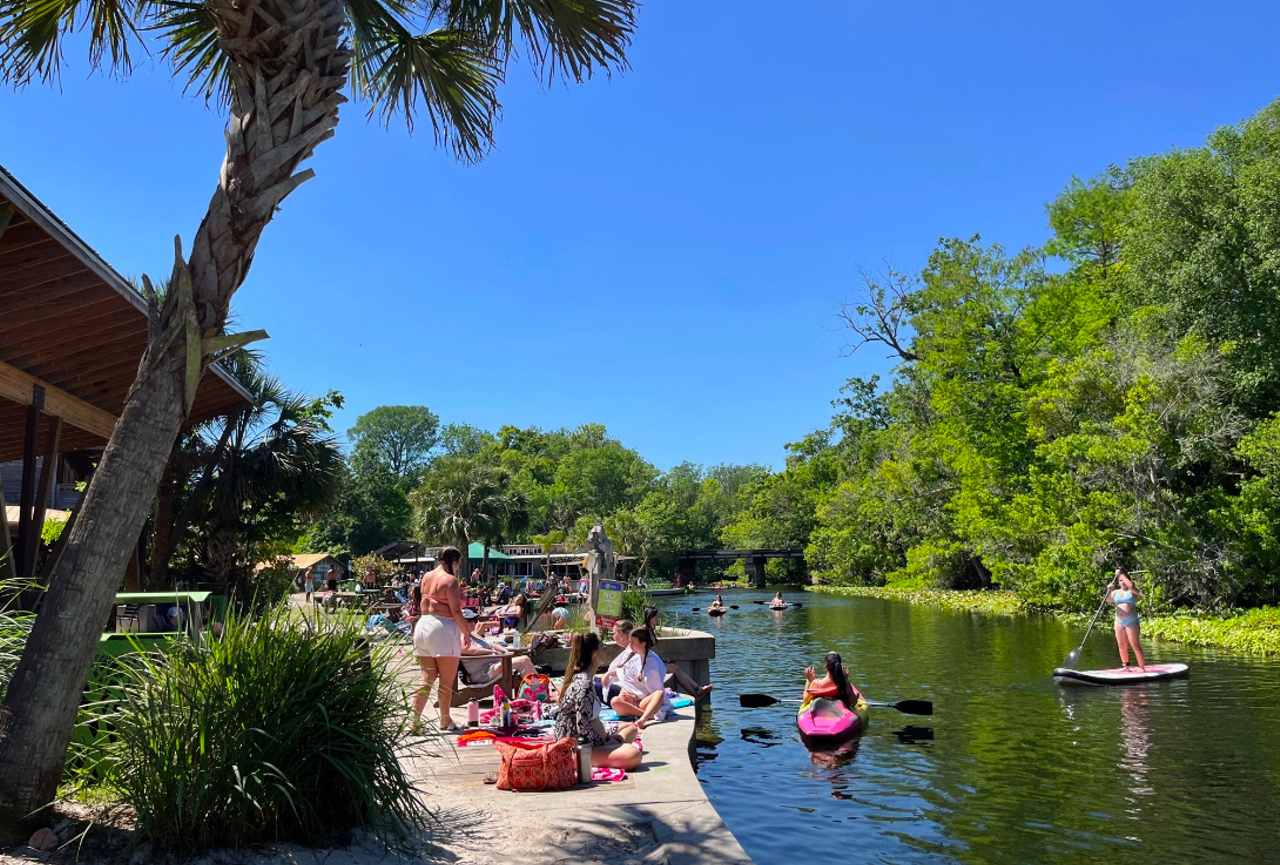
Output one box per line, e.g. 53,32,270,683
643,607,713,699
609,627,671,727
708,594,726,612
804,651,861,707
770,591,787,610
461,613,538,685
554,632,642,770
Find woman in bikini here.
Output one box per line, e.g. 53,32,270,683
410,546,473,732
1108,569,1146,672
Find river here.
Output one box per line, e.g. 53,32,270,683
652,588,1280,865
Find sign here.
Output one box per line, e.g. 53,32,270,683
595,579,624,629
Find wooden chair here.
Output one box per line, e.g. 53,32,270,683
449,652,524,707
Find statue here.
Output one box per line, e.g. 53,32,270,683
584,523,615,632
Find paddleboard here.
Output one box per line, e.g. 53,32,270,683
1053,662,1189,686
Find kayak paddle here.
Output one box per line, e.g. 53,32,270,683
1061,582,1113,670
692,605,739,612
739,693,933,715
754,601,803,608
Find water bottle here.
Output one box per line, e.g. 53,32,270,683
578,739,593,783
467,699,480,728
500,698,511,728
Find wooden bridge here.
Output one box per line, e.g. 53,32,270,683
676,548,806,589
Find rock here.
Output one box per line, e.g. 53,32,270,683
27,827,59,851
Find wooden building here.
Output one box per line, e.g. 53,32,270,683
0,164,252,582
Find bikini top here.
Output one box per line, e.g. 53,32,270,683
1113,589,1135,604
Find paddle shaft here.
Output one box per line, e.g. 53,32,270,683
1064,583,1113,669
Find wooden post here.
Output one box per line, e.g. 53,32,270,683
15,386,44,578
25,417,62,578
0,465,15,581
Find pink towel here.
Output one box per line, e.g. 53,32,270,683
591,766,626,782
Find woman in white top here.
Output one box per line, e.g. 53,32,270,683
609,627,670,727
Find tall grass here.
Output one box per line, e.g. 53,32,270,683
85,605,429,852
0,576,35,700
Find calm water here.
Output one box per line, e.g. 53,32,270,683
654,589,1280,865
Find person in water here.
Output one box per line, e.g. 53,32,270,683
708,594,726,612
555,632,643,770
771,591,786,609
1108,569,1146,672
804,651,861,707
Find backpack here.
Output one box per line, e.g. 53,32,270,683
518,673,554,703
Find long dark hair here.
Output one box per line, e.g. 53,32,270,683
825,652,858,708
562,632,602,694
643,606,660,646
630,626,654,673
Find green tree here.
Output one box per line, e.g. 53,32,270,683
0,0,637,833
411,456,524,580
348,405,441,487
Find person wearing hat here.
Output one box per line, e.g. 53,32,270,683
461,608,537,684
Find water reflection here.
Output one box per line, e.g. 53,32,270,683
1119,687,1154,800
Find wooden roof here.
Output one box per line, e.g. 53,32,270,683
0,165,253,462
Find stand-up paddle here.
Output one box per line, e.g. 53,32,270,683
739,693,933,715
1061,582,1112,670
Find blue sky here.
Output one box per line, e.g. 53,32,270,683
3,2,1279,470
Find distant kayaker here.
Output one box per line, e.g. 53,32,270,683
805,652,861,708
1108,569,1146,673
771,591,787,610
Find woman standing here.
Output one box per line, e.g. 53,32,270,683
555,632,642,770
410,546,473,732
303,566,315,604
1108,569,1146,673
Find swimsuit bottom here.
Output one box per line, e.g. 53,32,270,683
1116,614,1140,628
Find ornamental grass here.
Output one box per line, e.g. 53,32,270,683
79,605,429,852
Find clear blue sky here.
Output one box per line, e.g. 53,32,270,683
3,2,1279,470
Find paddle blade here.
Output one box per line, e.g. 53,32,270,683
729,605,740,609
739,693,781,708
865,699,934,715
790,602,803,608
691,608,701,612
1062,647,1082,670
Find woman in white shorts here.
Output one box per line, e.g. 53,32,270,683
411,546,472,732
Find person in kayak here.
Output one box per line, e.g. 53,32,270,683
1108,569,1146,673
771,591,787,610
708,594,726,613
805,652,861,708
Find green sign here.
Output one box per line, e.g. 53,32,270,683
596,579,624,627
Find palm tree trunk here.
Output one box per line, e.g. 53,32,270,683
148,443,180,589
0,0,349,837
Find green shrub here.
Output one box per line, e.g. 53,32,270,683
87,605,429,852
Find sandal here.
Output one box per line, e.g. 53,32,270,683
483,773,498,785
442,721,462,733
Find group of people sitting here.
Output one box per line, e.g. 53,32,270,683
407,546,713,771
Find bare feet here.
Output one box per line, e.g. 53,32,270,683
696,684,713,699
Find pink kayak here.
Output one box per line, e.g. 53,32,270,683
1053,662,1189,686
797,697,866,749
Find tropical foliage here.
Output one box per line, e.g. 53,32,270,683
726,100,1280,613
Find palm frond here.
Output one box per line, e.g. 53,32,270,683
144,0,229,106
435,0,634,85
349,6,502,161
0,0,143,83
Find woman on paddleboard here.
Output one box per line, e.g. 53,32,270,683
1108,569,1146,673
709,594,726,613
805,652,861,707
771,591,787,610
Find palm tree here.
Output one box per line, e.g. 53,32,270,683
411,455,523,581
0,0,635,835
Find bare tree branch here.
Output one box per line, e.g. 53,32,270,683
834,265,920,362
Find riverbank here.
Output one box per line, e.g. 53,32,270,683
808,585,1280,655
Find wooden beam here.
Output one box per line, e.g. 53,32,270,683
0,360,118,439
16,394,41,578
0,204,12,242
24,416,61,578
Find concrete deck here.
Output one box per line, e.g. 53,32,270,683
405,708,754,865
